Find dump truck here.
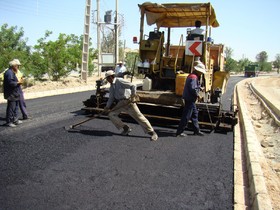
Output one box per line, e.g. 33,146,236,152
244,64,259,77
83,2,237,132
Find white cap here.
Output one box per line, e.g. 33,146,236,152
105,70,115,78
193,61,206,74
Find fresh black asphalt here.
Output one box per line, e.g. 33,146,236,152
0,76,244,210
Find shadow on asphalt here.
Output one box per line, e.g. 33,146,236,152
67,128,115,136
65,120,215,138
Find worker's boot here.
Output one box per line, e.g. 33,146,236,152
14,120,23,125
121,125,132,136
176,133,187,137
193,131,204,136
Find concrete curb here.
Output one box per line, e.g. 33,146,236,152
250,80,280,126
235,80,273,210
233,85,249,209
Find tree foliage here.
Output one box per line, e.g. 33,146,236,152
125,52,138,72
224,47,239,72
238,58,251,72
224,47,233,59
256,51,272,72
273,54,280,74
225,57,238,72
0,24,97,81
33,31,83,80
0,24,31,73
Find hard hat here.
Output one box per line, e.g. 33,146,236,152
117,61,123,64
193,61,206,74
105,70,115,78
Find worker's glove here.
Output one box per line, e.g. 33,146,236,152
130,94,140,103
103,107,110,114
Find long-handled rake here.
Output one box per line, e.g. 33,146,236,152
64,100,132,131
64,111,106,131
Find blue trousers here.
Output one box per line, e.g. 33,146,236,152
6,100,19,124
176,100,200,135
19,88,28,118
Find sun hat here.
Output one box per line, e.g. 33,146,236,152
105,70,115,78
13,59,21,65
9,59,21,66
193,61,206,74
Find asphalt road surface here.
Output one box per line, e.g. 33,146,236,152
0,76,244,210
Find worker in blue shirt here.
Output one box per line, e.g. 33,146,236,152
3,59,23,127
176,61,206,137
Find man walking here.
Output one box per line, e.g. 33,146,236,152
104,70,158,141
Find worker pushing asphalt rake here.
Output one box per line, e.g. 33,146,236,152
64,100,132,131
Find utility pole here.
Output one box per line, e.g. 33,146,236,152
115,0,119,64
97,0,101,76
95,0,119,75
81,0,91,82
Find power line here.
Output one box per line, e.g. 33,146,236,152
0,1,83,23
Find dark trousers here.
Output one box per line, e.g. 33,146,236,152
19,88,28,118
176,100,200,135
6,100,19,124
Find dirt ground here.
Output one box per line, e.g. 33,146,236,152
240,77,280,209
23,74,101,93
22,74,280,208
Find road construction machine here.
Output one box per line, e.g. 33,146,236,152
83,2,237,132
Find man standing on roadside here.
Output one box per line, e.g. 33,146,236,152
104,70,158,141
3,59,23,127
114,61,127,78
13,59,30,120
176,61,206,137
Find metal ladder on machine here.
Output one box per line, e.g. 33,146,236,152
81,0,91,82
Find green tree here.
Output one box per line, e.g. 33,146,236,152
33,31,97,80
224,47,233,59
256,51,268,63
125,51,138,72
238,58,251,72
255,51,271,72
101,29,115,53
273,54,280,74
1,24,98,80
225,57,238,72
224,46,238,72
0,23,31,73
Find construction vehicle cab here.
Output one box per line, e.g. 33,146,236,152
136,2,227,102
82,2,237,132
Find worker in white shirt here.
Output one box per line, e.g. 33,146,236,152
114,61,127,78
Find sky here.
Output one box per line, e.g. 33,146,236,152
1,0,280,62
